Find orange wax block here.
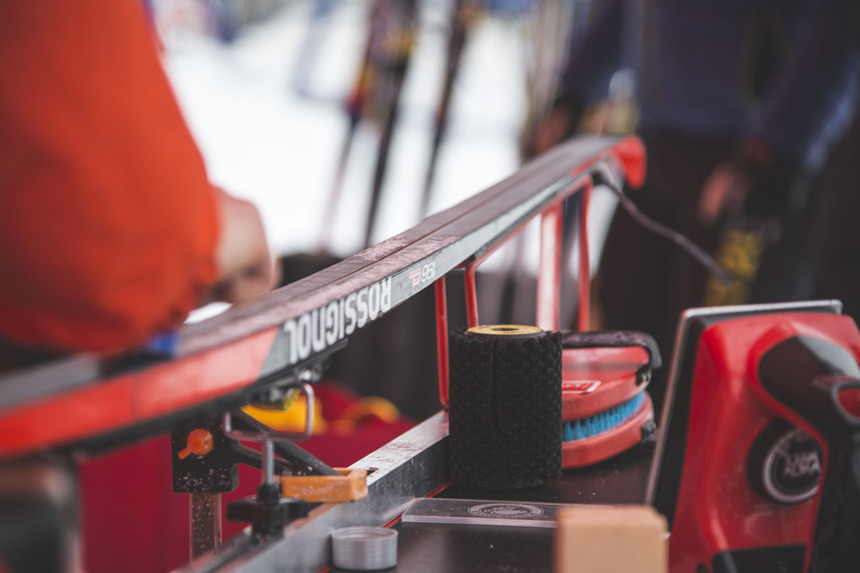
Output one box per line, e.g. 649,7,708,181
279,468,368,503
556,505,667,573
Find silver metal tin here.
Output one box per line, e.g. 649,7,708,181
331,527,398,571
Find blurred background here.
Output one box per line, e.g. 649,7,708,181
153,0,572,256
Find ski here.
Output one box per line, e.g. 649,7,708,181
0,135,643,459
418,0,483,220
519,0,579,161
318,0,419,251
360,0,419,248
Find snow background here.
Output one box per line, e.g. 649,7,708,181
157,0,530,257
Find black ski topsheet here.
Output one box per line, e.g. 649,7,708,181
0,135,643,457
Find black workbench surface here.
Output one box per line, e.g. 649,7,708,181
332,443,654,572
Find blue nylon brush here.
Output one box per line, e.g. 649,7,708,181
559,330,660,468
563,391,645,442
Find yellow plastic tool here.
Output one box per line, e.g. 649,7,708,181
279,468,368,503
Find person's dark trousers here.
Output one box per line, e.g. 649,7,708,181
811,104,860,327
596,131,731,417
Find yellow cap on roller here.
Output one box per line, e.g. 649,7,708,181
467,324,544,337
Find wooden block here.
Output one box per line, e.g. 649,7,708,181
556,505,667,573
279,468,368,503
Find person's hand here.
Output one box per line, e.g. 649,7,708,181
697,162,751,227
204,189,274,304
698,140,796,228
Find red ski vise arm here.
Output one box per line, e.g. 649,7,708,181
609,135,646,189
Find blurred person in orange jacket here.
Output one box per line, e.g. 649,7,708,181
0,2,274,571
0,0,274,366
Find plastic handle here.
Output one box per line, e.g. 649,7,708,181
757,336,860,573
790,375,860,573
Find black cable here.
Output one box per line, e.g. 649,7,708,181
599,177,734,286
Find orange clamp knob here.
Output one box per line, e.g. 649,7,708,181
178,429,213,460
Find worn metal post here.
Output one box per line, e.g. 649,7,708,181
190,493,222,559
